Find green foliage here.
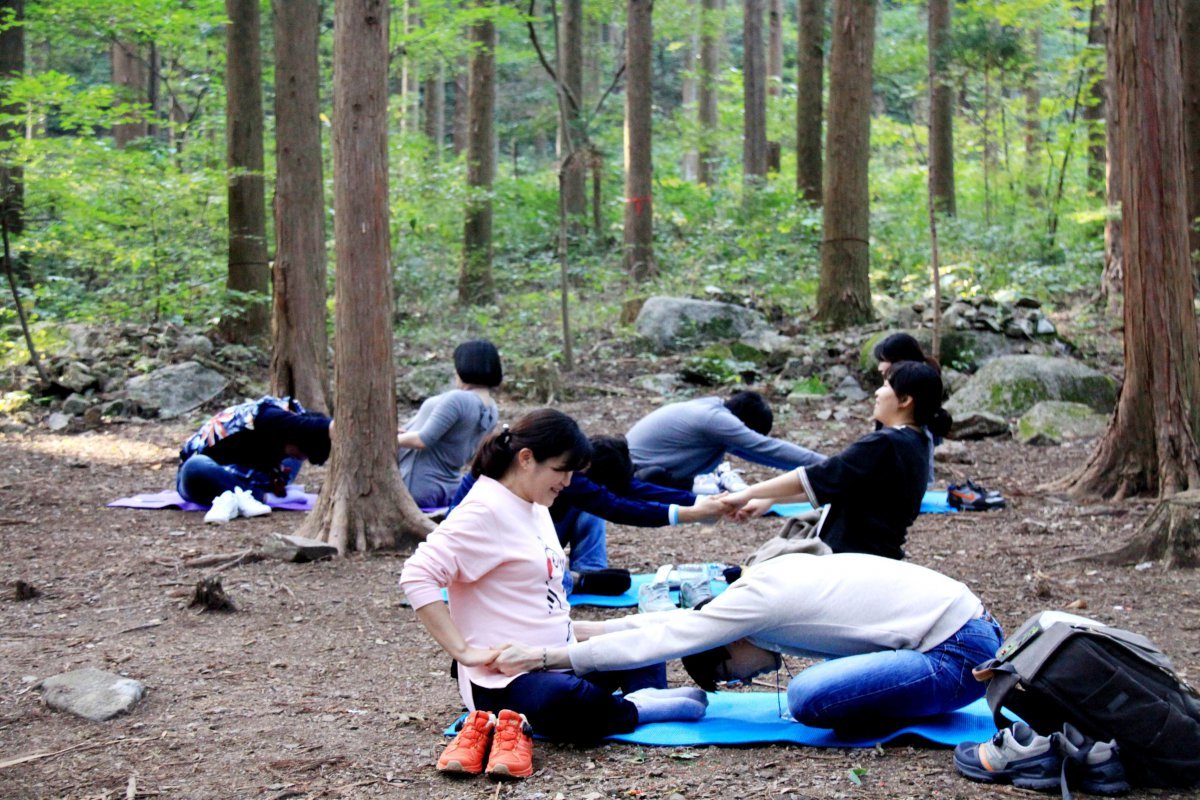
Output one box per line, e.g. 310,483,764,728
790,376,828,396
680,345,758,386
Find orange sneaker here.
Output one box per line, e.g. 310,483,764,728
437,709,495,775
484,709,534,779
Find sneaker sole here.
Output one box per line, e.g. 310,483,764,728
1080,778,1131,796
954,759,1060,791
486,763,532,779
437,760,484,775
239,508,272,518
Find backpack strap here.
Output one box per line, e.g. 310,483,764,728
975,659,1022,729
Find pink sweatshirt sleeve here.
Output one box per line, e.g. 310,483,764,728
399,503,506,610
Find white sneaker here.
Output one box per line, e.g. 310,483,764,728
233,487,272,518
637,581,677,613
691,472,721,495
204,490,239,524
716,462,748,492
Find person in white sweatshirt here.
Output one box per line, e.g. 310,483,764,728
493,552,1003,730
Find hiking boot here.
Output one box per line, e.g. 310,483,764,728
947,480,1007,511
1057,723,1131,796
437,709,496,775
954,722,1062,791
691,472,721,495
637,580,677,613
204,490,239,524
716,462,749,492
233,487,272,518
574,568,632,596
485,709,534,779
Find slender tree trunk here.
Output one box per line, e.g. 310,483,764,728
459,1,496,304
423,62,446,160
111,41,149,147
815,0,875,328
270,0,329,414
1181,0,1200,282
1083,0,1107,194
452,56,469,155
623,0,656,280
1023,30,1042,200
222,0,271,344
765,0,782,172
681,0,700,181
1101,2,1123,318
795,0,823,203
298,0,433,552
146,41,160,141
928,0,955,215
742,0,768,183
559,0,587,232
1054,0,1200,505
698,0,722,186
0,0,24,235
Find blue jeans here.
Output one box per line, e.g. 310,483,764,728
787,614,1004,729
472,662,665,743
176,455,303,504
554,508,608,594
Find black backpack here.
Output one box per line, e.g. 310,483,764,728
974,611,1200,789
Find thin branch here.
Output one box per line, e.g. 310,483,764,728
593,62,626,118
2,218,49,384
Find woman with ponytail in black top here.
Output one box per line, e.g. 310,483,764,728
721,362,952,560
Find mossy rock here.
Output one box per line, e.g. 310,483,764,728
1015,401,1108,446
946,355,1117,420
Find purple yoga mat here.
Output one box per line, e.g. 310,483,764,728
108,485,317,512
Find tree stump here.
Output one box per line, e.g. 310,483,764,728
189,576,237,612
1095,490,1200,568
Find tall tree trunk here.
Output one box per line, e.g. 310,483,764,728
559,0,587,232
1054,0,1200,504
423,62,446,160
815,0,875,328
1082,0,1107,194
1023,30,1042,200
111,41,149,147
458,1,496,305
681,0,700,181
0,0,24,235
270,0,329,414
221,0,271,344
452,56,469,155
1101,2,1123,319
297,0,433,552
928,0,955,215
766,0,782,172
795,0,823,203
623,0,655,280
742,0,768,183
1181,0,1200,281
698,0,722,186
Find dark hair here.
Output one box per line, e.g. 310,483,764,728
274,412,332,465
681,644,730,692
586,435,634,490
724,390,773,436
470,408,592,479
873,332,940,371
886,362,952,437
454,339,502,388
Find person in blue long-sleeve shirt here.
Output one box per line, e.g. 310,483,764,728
449,436,726,594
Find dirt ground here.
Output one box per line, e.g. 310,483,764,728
2,387,1198,800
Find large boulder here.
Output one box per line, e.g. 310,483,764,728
1015,401,1109,446
945,355,1117,420
125,361,228,418
635,296,773,354
397,363,455,404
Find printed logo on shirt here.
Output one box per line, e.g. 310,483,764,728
543,545,568,615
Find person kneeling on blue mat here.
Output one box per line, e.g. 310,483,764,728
493,552,1003,731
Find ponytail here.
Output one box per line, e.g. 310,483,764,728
470,408,592,480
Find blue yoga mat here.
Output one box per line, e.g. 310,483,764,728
769,490,956,518
439,573,729,609
446,693,1001,749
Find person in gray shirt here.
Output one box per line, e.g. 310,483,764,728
398,340,501,507
626,391,825,489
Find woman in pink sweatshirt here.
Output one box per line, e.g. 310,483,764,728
400,409,707,743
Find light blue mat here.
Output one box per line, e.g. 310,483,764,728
769,490,956,518
446,693,1002,748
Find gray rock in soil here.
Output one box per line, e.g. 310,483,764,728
41,667,146,722
99,398,130,418
1015,400,1109,446
124,361,227,419
397,364,455,404
948,411,1011,440
1036,317,1057,335
834,375,868,402
263,533,339,563
934,440,973,464
58,361,96,393
635,296,772,354
945,354,1118,420
46,412,71,432
62,393,91,415
633,372,684,395
176,334,214,359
